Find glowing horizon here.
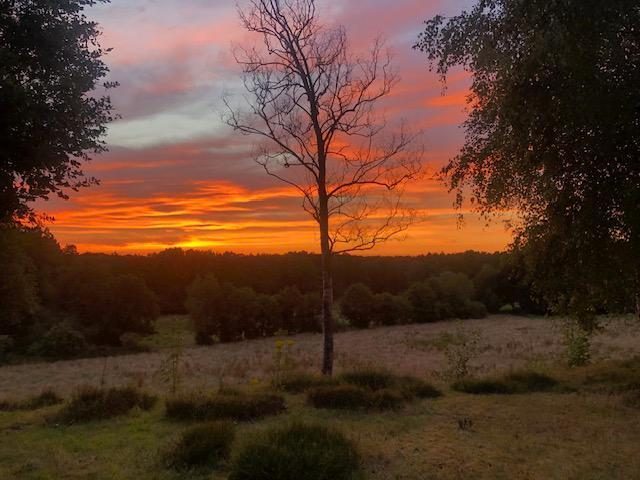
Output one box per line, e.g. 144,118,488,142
39,0,513,256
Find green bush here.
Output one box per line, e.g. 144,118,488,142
55,386,156,423
452,371,558,395
28,321,88,359
277,372,338,393
165,392,286,421
340,370,395,391
307,385,372,410
340,369,442,400
340,283,375,329
396,376,442,399
166,421,235,470
229,422,361,480
0,389,63,412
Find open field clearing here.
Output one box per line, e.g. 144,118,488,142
0,315,638,398
1,315,640,479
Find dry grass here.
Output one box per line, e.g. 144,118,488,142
1,315,638,398
1,315,639,479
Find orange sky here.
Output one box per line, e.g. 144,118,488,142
40,0,512,255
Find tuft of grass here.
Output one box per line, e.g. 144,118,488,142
229,422,361,480
165,392,286,421
54,386,156,423
165,421,235,470
277,372,338,393
0,389,63,412
452,371,558,395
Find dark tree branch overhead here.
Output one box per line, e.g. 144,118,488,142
225,0,423,374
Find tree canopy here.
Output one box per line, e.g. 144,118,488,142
415,0,640,323
0,0,116,224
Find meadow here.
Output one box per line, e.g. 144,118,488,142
1,314,639,479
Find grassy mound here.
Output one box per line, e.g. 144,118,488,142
165,421,235,470
165,392,286,421
452,371,558,395
55,386,156,423
229,422,361,480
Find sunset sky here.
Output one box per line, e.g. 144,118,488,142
42,0,513,255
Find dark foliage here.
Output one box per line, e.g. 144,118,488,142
416,0,640,324
55,386,156,423
452,371,558,395
229,422,361,480
276,372,338,393
307,385,373,410
0,0,116,223
165,421,235,470
165,392,286,422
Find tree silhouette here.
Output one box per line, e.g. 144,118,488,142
416,0,640,324
0,0,117,224
226,0,422,374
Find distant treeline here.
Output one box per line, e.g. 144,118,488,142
0,227,544,360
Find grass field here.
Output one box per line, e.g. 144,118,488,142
1,315,639,479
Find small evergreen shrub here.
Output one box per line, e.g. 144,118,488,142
396,376,442,399
166,421,235,470
452,371,558,395
229,422,361,480
307,385,372,410
277,372,337,393
55,386,156,423
504,371,558,392
370,388,404,410
452,378,512,394
165,392,286,421
340,370,395,391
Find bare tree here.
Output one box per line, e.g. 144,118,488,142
226,0,422,374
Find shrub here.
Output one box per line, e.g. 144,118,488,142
340,370,395,391
277,372,337,393
55,386,156,423
307,385,372,410
166,421,235,470
28,321,88,358
0,389,63,412
452,378,512,394
564,321,591,367
370,389,404,410
396,376,442,399
372,293,411,326
340,283,375,329
165,392,286,421
229,422,361,480
452,371,558,395
504,371,558,392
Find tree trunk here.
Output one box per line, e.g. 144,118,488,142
319,195,334,375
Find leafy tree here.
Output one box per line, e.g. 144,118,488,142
0,0,116,224
415,0,640,324
227,0,422,374
371,292,411,326
406,281,439,323
340,284,375,329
